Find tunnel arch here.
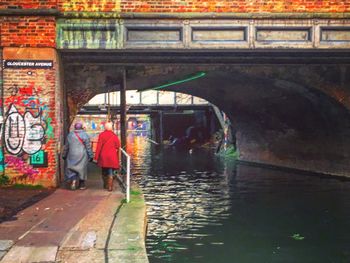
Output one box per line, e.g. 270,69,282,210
63,63,350,177
154,69,350,177
73,88,230,150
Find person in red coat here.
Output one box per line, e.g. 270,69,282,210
94,122,121,191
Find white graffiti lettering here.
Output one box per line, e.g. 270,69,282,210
3,104,45,155
23,111,45,154
4,105,25,155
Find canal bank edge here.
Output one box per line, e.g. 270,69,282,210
107,186,149,263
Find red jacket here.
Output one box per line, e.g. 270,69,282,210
95,130,120,169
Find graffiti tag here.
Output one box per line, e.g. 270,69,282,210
4,104,45,155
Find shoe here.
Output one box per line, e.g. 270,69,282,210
107,176,113,192
79,180,86,190
70,179,77,190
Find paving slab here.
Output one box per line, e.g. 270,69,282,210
0,165,148,262
60,230,97,250
0,240,13,251
1,246,58,262
56,249,105,263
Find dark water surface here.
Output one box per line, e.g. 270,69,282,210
129,137,350,263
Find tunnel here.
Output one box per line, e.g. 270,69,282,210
61,50,350,178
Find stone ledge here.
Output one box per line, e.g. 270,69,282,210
107,188,149,263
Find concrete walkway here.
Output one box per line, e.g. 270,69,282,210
0,165,148,263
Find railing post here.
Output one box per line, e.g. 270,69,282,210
120,148,131,203
126,154,130,203
120,68,127,150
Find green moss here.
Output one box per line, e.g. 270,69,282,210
131,189,141,196
11,184,44,189
0,174,10,186
127,245,142,251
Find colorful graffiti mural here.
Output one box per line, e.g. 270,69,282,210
1,81,53,183
5,155,39,182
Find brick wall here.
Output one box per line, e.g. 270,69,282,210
119,0,350,13
0,49,3,176
58,0,350,13
59,0,121,12
0,17,56,48
2,48,59,187
0,1,57,9
1,0,349,13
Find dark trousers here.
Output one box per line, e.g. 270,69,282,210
102,168,115,176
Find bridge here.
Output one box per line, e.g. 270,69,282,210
1,1,350,186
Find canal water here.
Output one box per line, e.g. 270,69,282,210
129,136,350,263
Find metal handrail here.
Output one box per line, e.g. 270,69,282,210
119,148,131,203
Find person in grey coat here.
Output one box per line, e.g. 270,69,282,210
62,122,94,190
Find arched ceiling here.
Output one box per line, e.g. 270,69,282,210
63,62,350,177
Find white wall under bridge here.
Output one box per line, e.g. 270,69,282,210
62,53,350,178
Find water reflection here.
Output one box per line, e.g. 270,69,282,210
130,137,350,263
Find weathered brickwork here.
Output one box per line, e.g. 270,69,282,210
2,48,59,187
58,0,350,13
0,50,3,176
1,0,350,13
0,17,56,48
59,0,121,12
119,0,350,13
0,1,57,9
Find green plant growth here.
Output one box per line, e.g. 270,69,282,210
0,174,10,186
11,184,44,189
291,233,305,240
131,189,141,196
218,145,239,159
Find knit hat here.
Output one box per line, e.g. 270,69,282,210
74,122,83,130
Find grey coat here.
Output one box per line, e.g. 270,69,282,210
62,130,94,181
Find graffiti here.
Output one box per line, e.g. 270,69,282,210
45,117,54,139
0,79,54,183
5,82,44,110
4,104,45,155
5,155,39,181
91,121,96,130
0,150,4,173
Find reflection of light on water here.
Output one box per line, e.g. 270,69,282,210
128,136,233,261
128,138,350,263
